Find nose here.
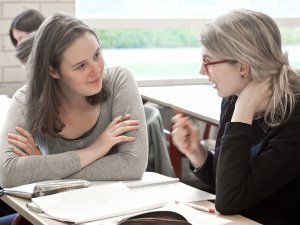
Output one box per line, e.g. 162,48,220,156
199,63,208,76
90,61,101,75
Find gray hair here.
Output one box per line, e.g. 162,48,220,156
201,9,300,127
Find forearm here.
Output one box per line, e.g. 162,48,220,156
0,151,81,187
67,145,147,180
215,122,254,214
192,151,215,188
68,131,148,181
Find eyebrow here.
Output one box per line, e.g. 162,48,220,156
71,47,101,69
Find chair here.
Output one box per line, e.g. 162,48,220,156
144,104,175,177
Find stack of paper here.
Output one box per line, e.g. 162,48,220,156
31,182,166,224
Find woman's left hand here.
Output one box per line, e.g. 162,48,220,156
232,79,272,124
8,127,41,156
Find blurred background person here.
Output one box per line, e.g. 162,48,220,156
15,31,36,65
9,9,44,47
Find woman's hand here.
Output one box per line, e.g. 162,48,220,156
8,127,41,156
77,114,139,167
232,79,272,124
171,114,207,168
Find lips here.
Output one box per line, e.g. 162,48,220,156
209,79,216,86
89,78,99,84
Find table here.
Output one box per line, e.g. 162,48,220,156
139,85,222,177
1,185,261,225
139,84,222,126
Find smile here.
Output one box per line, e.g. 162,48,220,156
89,78,99,84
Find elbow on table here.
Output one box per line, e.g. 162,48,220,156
128,157,147,180
215,197,245,215
0,168,18,188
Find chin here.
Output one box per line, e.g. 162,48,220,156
217,90,233,98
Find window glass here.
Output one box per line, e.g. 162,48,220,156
77,0,300,81
76,0,300,19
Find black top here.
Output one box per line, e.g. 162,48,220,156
194,96,300,225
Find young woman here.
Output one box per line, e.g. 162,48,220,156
0,13,148,188
9,9,45,47
171,9,300,225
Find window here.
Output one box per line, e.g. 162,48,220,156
76,0,300,83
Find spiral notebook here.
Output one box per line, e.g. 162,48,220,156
123,172,215,203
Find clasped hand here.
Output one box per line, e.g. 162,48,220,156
7,113,139,158
8,127,41,156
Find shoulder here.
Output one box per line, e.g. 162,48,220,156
11,85,28,106
104,66,135,85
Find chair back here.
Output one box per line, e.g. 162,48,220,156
144,105,175,177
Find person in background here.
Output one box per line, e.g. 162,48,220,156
0,13,148,185
15,31,36,65
9,9,45,47
171,9,300,225
1,9,44,224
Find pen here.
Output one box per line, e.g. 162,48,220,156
175,200,215,213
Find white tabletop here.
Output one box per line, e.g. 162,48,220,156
139,85,222,125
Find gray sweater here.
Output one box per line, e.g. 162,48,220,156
0,66,148,188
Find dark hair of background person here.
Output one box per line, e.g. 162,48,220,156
9,9,45,47
15,31,36,65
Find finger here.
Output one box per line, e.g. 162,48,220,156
8,132,28,144
113,124,140,136
110,114,132,128
111,120,140,132
8,133,36,150
13,148,28,157
8,133,37,152
171,113,184,123
173,107,185,115
15,127,35,144
114,135,136,144
8,138,38,155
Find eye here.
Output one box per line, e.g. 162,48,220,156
93,50,102,60
75,63,86,70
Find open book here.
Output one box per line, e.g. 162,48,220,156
30,182,167,224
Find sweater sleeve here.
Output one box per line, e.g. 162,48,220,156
0,87,81,187
215,120,300,214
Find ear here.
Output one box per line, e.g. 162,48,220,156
49,66,60,79
240,63,250,78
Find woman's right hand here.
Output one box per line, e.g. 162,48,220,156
77,114,139,167
171,114,207,169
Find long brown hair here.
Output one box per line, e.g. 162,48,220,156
26,13,110,137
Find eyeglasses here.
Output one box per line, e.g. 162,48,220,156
202,58,236,73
